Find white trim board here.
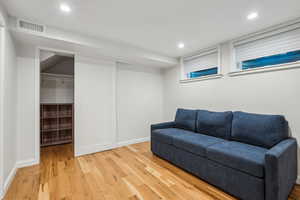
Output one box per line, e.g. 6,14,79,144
75,137,150,157
16,158,39,169
0,165,17,200
117,137,150,147
34,47,40,166
0,27,4,200
75,143,116,157
0,158,39,199
180,74,223,83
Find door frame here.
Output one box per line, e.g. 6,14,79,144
0,26,5,198
34,47,76,164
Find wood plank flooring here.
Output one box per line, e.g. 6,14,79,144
4,142,300,200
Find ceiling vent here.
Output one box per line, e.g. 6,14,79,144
17,19,45,33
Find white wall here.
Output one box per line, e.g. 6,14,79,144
2,28,18,187
0,28,18,198
74,57,117,156
15,44,165,161
16,45,36,165
163,42,300,174
116,63,163,144
74,60,164,155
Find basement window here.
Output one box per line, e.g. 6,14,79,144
232,22,300,72
181,46,221,81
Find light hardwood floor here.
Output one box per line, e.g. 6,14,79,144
4,142,300,200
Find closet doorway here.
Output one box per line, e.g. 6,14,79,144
39,49,74,158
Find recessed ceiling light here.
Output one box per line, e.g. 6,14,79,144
247,12,258,20
178,42,185,49
60,3,71,13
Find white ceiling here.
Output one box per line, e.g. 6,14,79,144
2,0,300,57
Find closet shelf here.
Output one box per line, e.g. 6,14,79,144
42,116,72,119
41,116,58,119
42,127,72,132
41,139,72,147
59,115,72,118
40,104,73,147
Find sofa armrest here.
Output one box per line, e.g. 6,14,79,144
265,138,297,200
151,121,175,131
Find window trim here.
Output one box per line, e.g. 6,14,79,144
230,19,300,73
180,45,222,82
180,73,223,83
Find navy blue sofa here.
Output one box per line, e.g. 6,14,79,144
151,109,297,200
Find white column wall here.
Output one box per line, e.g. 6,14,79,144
16,46,36,164
0,27,18,198
74,57,117,156
116,63,164,145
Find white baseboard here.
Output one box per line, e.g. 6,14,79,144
117,137,150,147
16,158,39,168
75,137,150,157
1,165,17,200
0,158,39,199
0,185,3,200
297,176,300,184
75,143,116,157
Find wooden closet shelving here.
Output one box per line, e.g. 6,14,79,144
40,103,73,147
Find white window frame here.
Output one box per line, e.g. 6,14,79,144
229,19,300,76
180,45,222,83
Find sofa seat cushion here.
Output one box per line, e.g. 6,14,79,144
151,128,192,145
172,132,225,157
207,141,267,178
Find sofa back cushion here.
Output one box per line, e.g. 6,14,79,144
175,108,197,132
231,111,289,148
196,110,233,139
